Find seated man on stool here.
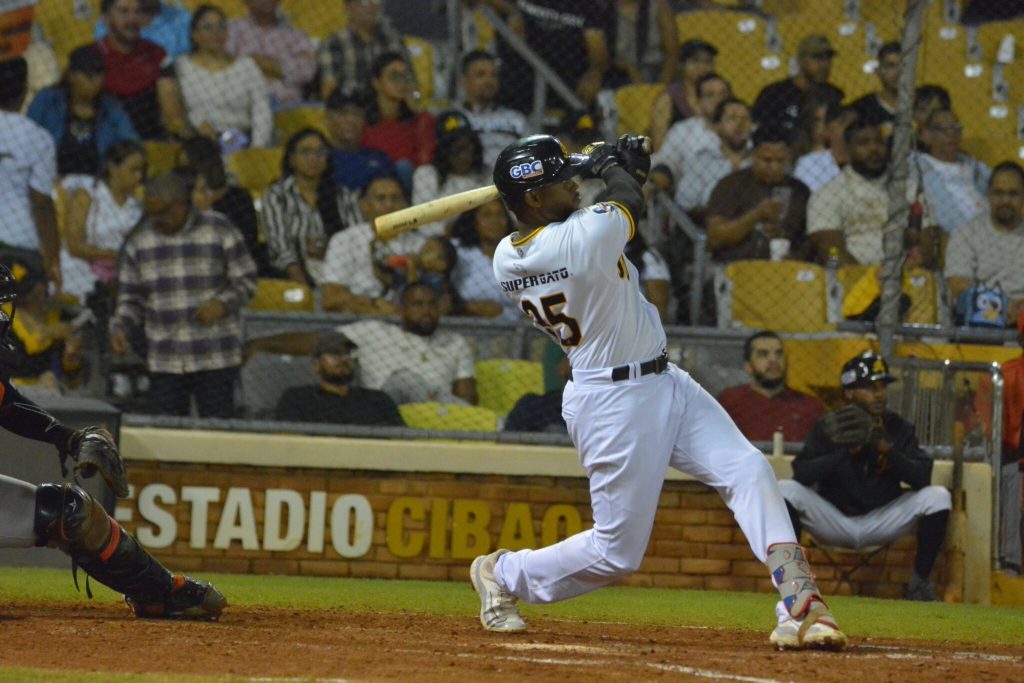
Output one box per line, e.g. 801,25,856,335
778,351,952,601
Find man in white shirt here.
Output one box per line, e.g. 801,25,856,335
0,57,60,290
650,73,730,192
674,97,752,215
945,162,1024,325
321,174,425,315
340,282,477,405
807,119,937,267
915,108,991,235
457,50,528,167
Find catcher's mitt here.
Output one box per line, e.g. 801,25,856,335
614,134,652,185
62,427,129,498
820,404,874,449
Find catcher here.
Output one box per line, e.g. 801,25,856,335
778,351,951,601
0,264,226,619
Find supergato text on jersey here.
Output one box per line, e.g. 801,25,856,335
499,267,570,293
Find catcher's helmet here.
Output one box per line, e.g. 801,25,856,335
492,134,588,205
840,351,896,388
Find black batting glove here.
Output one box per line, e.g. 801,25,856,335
580,141,621,179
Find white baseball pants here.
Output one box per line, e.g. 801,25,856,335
0,474,39,548
778,479,952,549
495,363,797,604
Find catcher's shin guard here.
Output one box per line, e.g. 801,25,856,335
34,483,174,604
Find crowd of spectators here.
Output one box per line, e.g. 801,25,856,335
1,0,1022,441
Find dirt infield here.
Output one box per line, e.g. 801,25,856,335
1,602,1022,682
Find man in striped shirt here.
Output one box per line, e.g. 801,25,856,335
111,172,256,417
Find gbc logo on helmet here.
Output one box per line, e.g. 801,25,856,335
509,159,544,180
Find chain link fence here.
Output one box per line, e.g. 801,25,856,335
0,0,1021,458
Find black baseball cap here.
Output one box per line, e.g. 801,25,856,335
68,44,106,75
840,352,896,388
493,134,588,204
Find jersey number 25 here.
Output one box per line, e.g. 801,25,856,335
521,293,582,348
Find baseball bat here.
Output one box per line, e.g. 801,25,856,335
374,185,500,241
944,419,966,603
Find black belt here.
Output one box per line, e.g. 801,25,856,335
571,352,668,382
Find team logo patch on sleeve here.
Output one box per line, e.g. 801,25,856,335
591,203,613,214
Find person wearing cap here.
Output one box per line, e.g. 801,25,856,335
410,110,488,237
556,110,606,208
273,331,403,427
26,43,139,178
457,50,529,167
778,351,952,601
650,38,717,150
752,34,844,133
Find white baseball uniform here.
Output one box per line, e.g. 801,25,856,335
491,200,797,603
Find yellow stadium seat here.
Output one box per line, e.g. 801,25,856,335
226,147,284,196
675,10,778,104
34,0,100,67
398,402,498,433
247,278,314,312
837,265,938,325
143,141,182,176
475,359,544,415
280,0,346,40
615,84,664,137
274,106,327,142
784,338,875,399
976,19,1024,64
403,36,434,102
721,260,832,332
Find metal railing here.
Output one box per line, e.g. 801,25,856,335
889,357,1005,570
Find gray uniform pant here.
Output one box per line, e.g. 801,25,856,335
0,474,39,548
779,479,952,549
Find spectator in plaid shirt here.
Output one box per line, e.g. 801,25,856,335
315,0,410,101
110,172,256,418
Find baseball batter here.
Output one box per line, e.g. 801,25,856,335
470,134,846,650
0,265,225,620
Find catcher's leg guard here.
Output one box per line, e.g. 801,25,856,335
34,483,226,620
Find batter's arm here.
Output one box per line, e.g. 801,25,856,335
599,166,644,233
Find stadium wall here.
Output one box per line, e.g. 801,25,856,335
116,428,993,603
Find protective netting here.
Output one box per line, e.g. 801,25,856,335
0,0,1020,441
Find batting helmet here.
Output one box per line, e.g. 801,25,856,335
840,351,896,388
492,135,588,205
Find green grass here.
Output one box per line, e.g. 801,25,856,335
2,567,1022,647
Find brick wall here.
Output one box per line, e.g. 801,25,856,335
117,461,939,599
